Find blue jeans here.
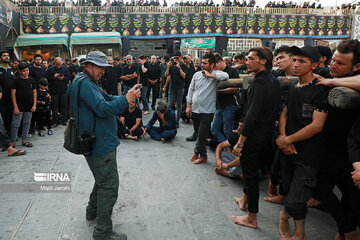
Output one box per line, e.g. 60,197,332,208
10,112,32,143
220,151,242,178
139,86,149,111
123,85,132,95
147,126,176,141
168,88,184,124
211,104,237,143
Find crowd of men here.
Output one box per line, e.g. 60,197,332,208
1,38,360,240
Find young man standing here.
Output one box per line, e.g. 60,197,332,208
120,55,138,95
231,47,280,228
186,53,229,164
275,46,329,240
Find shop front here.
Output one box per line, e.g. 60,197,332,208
70,32,122,58
14,33,69,60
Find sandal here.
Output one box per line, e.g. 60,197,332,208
8,149,26,157
22,141,33,147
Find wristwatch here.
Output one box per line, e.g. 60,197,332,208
235,143,243,148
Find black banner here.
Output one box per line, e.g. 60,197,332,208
0,3,20,49
22,13,351,37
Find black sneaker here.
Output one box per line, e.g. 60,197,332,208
108,231,127,240
38,131,45,137
47,129,53,135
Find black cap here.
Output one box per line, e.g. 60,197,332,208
138,55,145,60
289,46,320,63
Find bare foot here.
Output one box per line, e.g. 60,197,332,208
214,167,230,177
279,210,292,239
267,180,277,196
125,135,138,141
264,195,286,205
335,232,345,240
190,153,198,162
193,157,207,164
234,195,247,211
161,138,166,143
307,197,321,208
232,214,258,228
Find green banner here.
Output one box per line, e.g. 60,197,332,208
181,37,215,48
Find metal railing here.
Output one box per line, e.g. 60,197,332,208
19,5,354,15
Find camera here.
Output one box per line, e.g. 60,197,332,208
79,132,96,156
171,59,176,66
58,73,63,77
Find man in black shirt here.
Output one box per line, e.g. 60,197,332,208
146,55,161,110
165,52,187,128
231,47,280,229
211,53,239,144
29,54,46,88
315,40,360,240
0,50,16,134
138,55,150,114
120,100,143,141
121,55,138,95
102,57,121,96
275,46,329,240
68,58,79,82
46,57,71,126
313,45,332,78
182,54,195,122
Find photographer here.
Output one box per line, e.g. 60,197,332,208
165,52,187,128
46,57,71,126
69,51,140,240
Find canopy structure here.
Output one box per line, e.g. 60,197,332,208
70,32,122,47
14,33,69,47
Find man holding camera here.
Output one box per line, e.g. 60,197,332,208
47,57,71,126
69,51,140,240
165,51,187,128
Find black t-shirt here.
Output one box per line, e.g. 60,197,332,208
12,76,36,112
169,62,188,90
217,65,240,109
121,107,142,129
0,66,16,106
147,62,161,81
29,65,46,87
139,62,150,86
228,133,240,147
348,114,360,165
102,66,120,91
36,89,51,112
68,64,78,80
122,64,139,87
285,78,330,166
184,63,196,87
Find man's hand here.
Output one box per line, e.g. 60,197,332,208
216,158,223,170
316,77,336,87
126,84,141,103
186,106,192,118
276,135,290,149
157,110,165,119
167,61,172,68
14,107,20,115
31,105,36,112
175,61,181,69
142,128,147,137
162,87,166,93
281,143,297,155
352,169,360,188
232,145,243,157
202,70,211,78
58,75,64,80
54,73,59,78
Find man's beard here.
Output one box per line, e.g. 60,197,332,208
1,59,10,64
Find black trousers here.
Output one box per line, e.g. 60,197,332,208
314,152,360,234
147,82,159,107
36,111,52,130
281,154,317,220
241,139,268,214
51,93,68,124
192,113,213,159
0,104,13,135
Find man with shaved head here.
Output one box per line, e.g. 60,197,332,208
46,57,71,126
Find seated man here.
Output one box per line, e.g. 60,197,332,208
119,101,143,141
215,133,242,179
143,100,177,143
